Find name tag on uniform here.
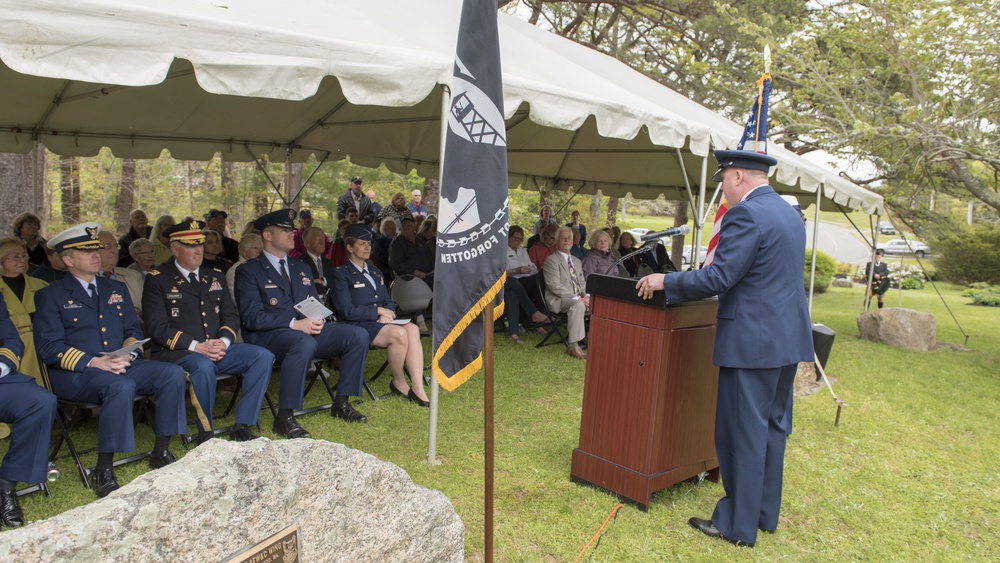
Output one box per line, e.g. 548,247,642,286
63,302,82,309
265,283,278,289
167,292,182,300
353,282,366,289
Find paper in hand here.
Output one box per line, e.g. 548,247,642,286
101,338,150,358
294,296,335,320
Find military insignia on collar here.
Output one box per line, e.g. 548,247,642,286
149,269,160,276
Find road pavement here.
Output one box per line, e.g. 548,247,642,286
804,220,872,265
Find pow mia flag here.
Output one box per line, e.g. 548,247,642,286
432,0,509,391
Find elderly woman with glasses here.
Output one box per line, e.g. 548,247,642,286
0,237,47,385
11,213,47,267
127,238,157,276
149,214,176,265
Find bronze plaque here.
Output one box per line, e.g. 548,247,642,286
224,524,300,563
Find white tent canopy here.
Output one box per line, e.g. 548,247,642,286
0,0,882,214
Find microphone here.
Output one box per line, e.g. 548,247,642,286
639,224,689,242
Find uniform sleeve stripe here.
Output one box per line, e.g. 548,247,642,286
122,337,138,348
219,326,236,339
0,348,20,369
61,348,85,371
167,331,183,349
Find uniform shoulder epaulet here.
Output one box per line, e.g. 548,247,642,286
149,269,160,276
213,268,223,273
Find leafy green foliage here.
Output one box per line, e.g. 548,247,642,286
805,248,836,293
932,222,1000,285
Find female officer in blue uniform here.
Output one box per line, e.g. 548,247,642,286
329,225,429,407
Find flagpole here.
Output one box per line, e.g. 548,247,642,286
483,301,495,563
426,86,450,466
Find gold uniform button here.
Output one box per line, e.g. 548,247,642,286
101,328,106,333
203,323,209,328
202,312,206,316
103,341,108,346
73,318,78,322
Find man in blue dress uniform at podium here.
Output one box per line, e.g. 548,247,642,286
636,148,814,548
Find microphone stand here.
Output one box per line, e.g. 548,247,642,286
605,243,657,276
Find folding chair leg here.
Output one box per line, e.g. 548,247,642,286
51,409,91,489
16,482,51,499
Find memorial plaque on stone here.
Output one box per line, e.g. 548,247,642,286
224,524,301,563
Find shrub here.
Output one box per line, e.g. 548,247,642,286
969,290,1000,307
835,262,854,278
805,249,836,294
887,263,925,290
933,223,1000,285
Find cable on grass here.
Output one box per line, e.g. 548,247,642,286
573,503,622,563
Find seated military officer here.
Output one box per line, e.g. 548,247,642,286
142,221,273,444
234,209,370,439
34,223,187,498
0,292,57,528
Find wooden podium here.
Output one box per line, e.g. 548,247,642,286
571,275,720,511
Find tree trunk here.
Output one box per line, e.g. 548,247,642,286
60,156,80,224
0,150,41,234
186,161,196,218
671,200,688,266
287,162,303,209
114,159,136,234
423,178,440,215
589,191,602,223
606,196,619,226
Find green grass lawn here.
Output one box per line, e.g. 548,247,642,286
9,282,1000,561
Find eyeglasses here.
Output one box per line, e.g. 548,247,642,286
510,236,523,242
99,244,116,250
3,254,28,262
135,250,155,256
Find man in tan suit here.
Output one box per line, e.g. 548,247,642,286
542,227,589,359
98,231,145,318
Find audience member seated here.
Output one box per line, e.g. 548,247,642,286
116,209,149,267
638,240,677,274
235,209,371,438
150,215,177,265
377,191,414,229
371,218,397,282
127,238,157,277
329,224,429,406
142,220,273,445
240,220,259,238
289,209,315,259
326,219,350,268
389,217,434,289
407,189,429,218
300,227,334,301
226,233,262,305
337,176,375,224
29,245,67,283
542,227,589,360
570,229,585,260
202,229,232,273
12,213,47,267
0,237,47,384
416,214,437,247
35,222,187,498
505,225,545,312
204,209,239,264
529,223,558,273
617,231,642,277
0,292,57,529
581,230,619,279
98,231,145,317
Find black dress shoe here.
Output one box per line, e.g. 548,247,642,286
332,401,368,423
759,526,775,534
149,450,177,469
230,426,260,442
91,468,120,498
0,489,24,527
389,382,406,396
407,389,430,407
688,517,754,548
272,415,312,439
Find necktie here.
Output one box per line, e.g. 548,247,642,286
316,257,325,284
102,270,113,278
568,257,582,295
88,282,100,308
362,267,376,290
279,259,291,284
188,272,198,286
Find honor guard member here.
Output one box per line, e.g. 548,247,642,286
234,209,370,439
34,223,187,498
142,221,274,444
0,292,57,528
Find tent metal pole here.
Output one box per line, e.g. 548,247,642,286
426,86,449,466
31,137,39,214
808,187,821,315
695,157,708,268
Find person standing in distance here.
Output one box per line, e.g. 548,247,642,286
636,148,814,548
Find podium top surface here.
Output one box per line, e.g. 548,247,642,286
585,274,718,309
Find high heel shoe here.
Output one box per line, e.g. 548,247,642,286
407,389,430,407
389,382,406,397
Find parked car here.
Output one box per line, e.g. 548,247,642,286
681,245,710,265
626,228,650,241
877,238,930,258
878,221,896,235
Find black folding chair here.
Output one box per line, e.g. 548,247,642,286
535,269,569,349
179,372,247,447
262,359,340,419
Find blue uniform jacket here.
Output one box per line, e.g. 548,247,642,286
662,186,814,369
329,262,395,322
235,253,321,336
34,275,143,372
